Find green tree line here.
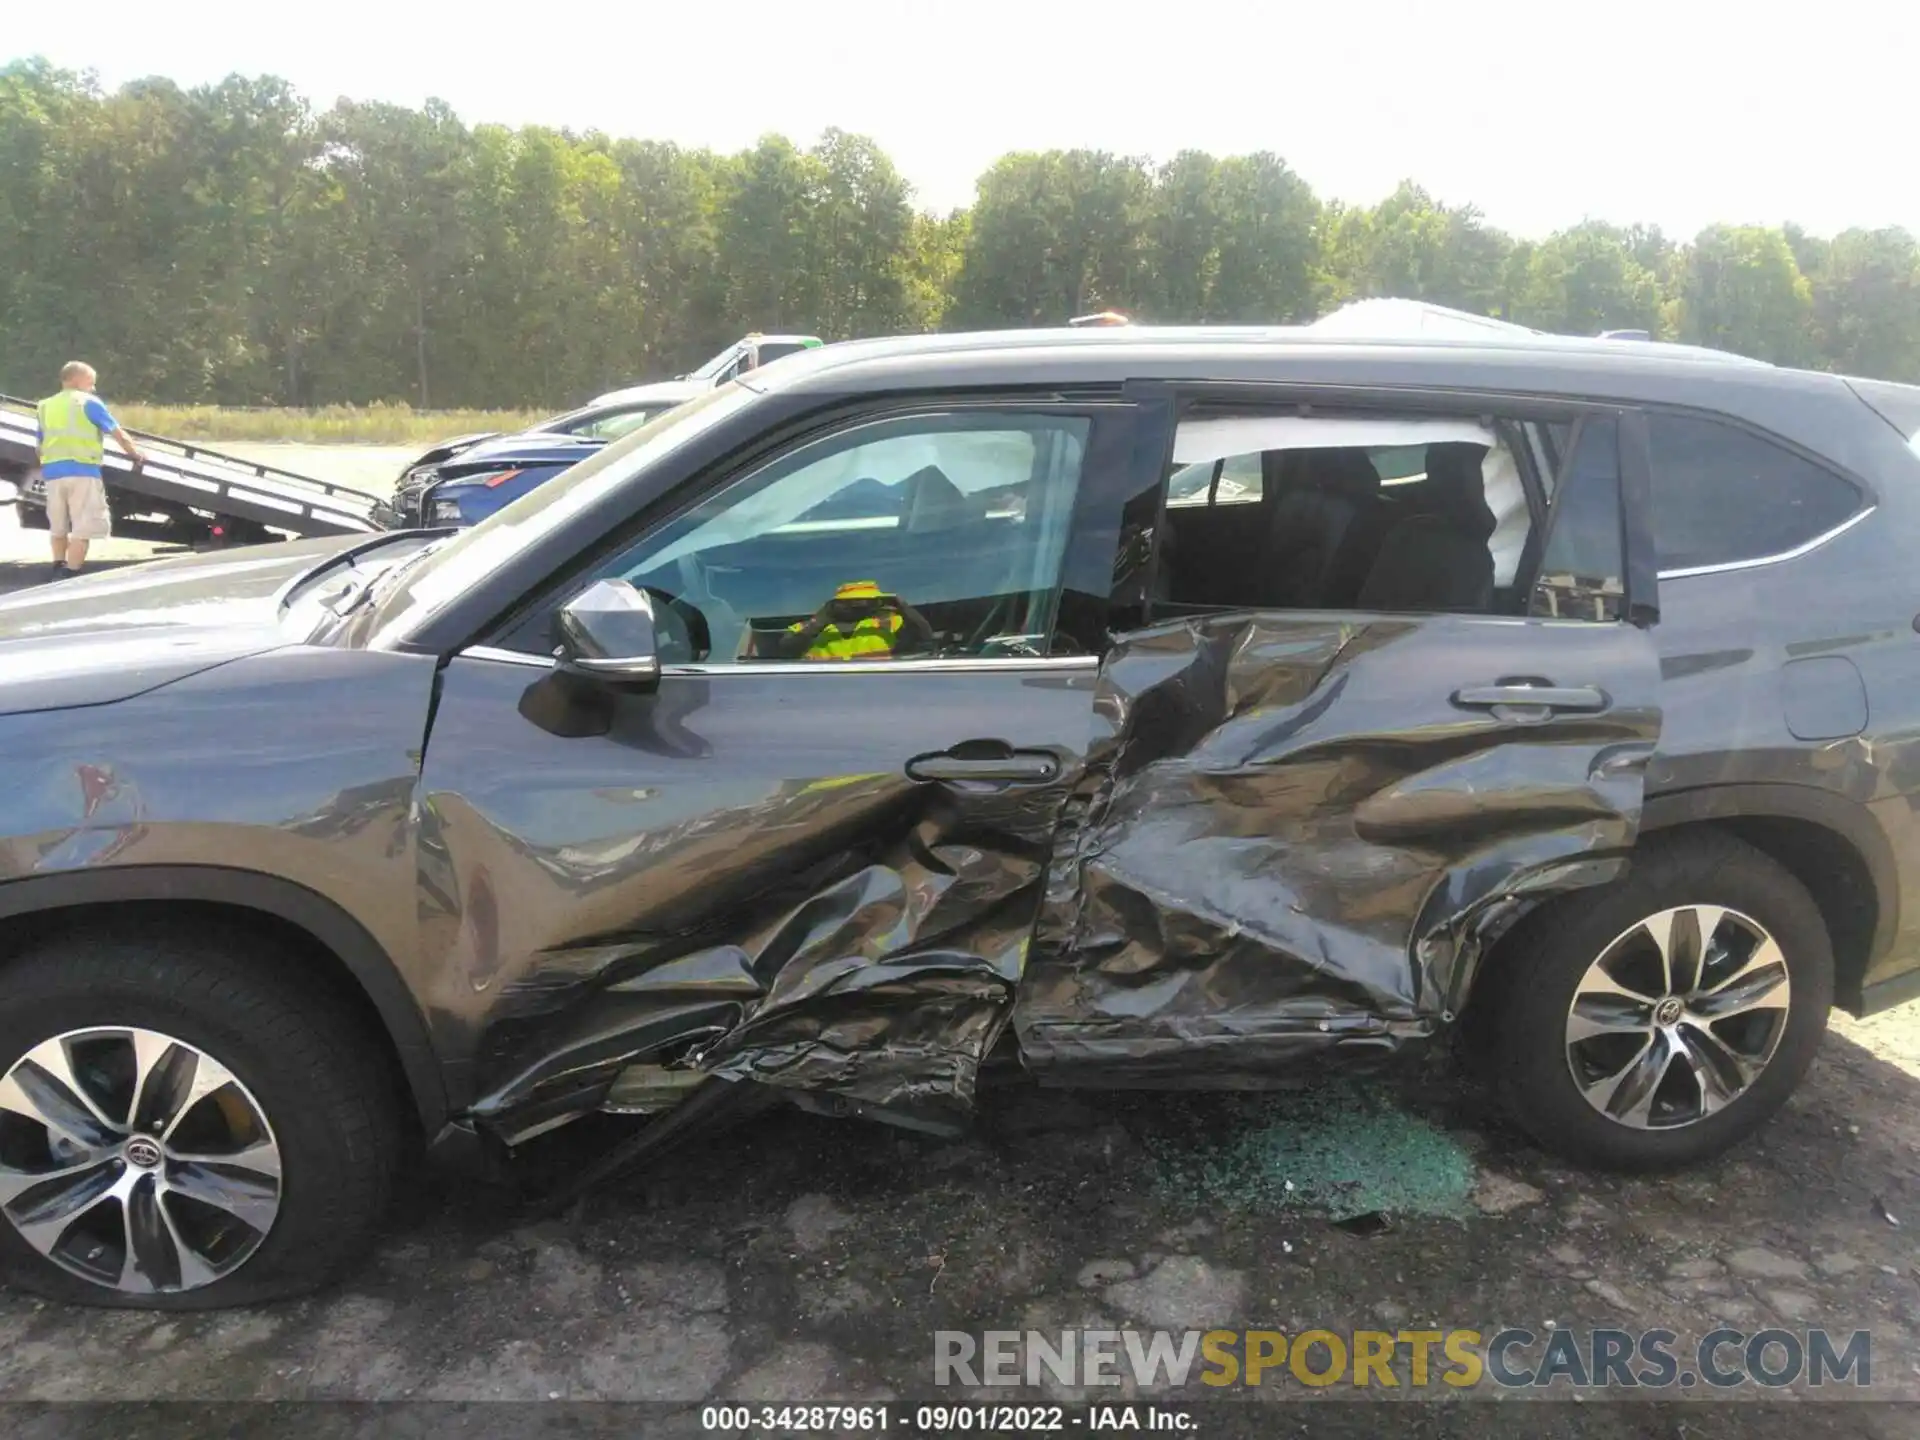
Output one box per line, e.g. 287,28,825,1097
7,58,1920,408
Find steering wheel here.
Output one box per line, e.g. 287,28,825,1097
635,585,701,663
674,554,748,662
954,595,1012,656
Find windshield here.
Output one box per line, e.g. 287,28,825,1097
367,383,755,647
532,406,589,432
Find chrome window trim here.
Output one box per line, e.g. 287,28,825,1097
459,644,1099,677
1655,504,1875,580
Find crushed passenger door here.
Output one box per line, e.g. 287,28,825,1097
1013,394,1667,1084
1014,610,1664,1081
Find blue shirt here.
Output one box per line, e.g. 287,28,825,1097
39,396,120,479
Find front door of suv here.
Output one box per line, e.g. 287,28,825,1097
1014,393,1670,1084
413,400,1137,1142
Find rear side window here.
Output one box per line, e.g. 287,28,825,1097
1647,414,1865,572
1532,417,1624,622
1166,452,1262,507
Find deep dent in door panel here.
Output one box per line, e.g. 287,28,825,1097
434,609,1658,1143
416,658,1089,1140
445,773,1067,1132
1014,613,1661,1082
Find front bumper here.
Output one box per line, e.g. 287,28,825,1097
380,471,436,530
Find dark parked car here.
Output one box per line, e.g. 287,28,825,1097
376,432,604,529
383,395,678,525
4,326,1919,1309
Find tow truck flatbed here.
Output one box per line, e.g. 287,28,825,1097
1,394,383,541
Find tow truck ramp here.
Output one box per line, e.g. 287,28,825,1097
1,394,383,539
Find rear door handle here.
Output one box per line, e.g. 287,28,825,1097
1453,683,1609,715
905,747,1060,784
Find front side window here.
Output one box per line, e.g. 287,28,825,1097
590,411,1090,665
1647,413,1865,573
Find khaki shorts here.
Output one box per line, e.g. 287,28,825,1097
45,475,112,539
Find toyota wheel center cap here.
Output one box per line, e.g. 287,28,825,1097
124,1136,163,1169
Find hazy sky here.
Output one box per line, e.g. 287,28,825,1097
19,1,1915,239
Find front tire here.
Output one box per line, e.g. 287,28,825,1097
1491,831,1833,1171
0,929,403,1308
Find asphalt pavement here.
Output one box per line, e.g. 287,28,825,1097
0,501,180,594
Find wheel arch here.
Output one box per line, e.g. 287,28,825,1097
1638,784,1891,1014
0,866,447,1133
1460,783,1889,1032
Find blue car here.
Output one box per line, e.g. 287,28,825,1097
378,397,682,529
376,434,603,529
430,434,602,528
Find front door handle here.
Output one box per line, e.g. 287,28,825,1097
1453,683,1609,716
905,746,1060,784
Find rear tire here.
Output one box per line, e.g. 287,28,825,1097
0,928,403,1308
1490,831,1832,1171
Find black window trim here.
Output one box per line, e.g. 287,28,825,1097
1617,408,1660,626
467,388,1138,671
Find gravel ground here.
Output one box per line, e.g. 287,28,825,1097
4,1035,1920,1434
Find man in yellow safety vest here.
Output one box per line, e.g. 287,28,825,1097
778,580,934,661
35,361,144,576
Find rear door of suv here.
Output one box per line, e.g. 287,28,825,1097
1013,382,1670,1082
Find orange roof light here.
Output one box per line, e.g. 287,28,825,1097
1069,311,1131,327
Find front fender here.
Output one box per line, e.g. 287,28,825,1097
0,864,447,1131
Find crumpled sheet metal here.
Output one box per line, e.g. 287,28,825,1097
456,769,1066,1136
1014,612,1659,1083
456,610,1655,1138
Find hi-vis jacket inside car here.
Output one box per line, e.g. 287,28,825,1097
3,322,1919,1308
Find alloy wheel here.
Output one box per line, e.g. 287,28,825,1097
1564,905,1792,1130
0,1027,282,1294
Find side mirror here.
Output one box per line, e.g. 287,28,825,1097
553,579,661,692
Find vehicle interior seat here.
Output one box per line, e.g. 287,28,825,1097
1354,442,1497,612
1260,447,1386,608
1155,473,1262,610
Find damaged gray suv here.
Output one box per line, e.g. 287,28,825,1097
6,326,1920,1308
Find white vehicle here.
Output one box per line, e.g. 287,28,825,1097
591,333,823,408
